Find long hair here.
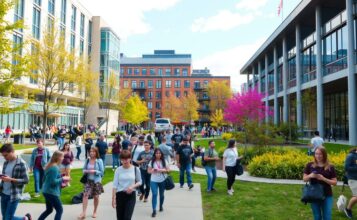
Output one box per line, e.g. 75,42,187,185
61,142,71,152
312,147,331,170
89,147,100,159
226,139,236,149
45,150,64,170
151,148,166,168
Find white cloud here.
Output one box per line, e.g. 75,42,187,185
235,0,269,11
193,39,265,92
79,0,180,39
191,10,255,32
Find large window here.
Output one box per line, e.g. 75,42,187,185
142,68,147,75
61,0,66,24
156,80,162,89
139,81,145,88
131,81,137,88
156,91,161,99
71,5,76,32
175,91,180,98
184,80,190,88
123,80,128,88
13,34,23,65
158,68,163,76
302,44,317,83
182,68,188,76
165,80,171,88
174,68,180,76
148,80,153,88
70,34,75,51
48,0,55,15
88,20,92,56
134,68,140,75
80,13,85,38
165,68,171,76
32,7,41,39
34,0,41,6
288,57,296,88
148,102,152,110
150,68,155,75
127,68,132,75
14,0,24,25
80,39,84,55
174,80,181,88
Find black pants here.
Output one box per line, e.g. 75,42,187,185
139,169,151,199
85,145,91,158
116,191,136,220
225,166,236,190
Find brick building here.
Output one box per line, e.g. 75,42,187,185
120,50,230,128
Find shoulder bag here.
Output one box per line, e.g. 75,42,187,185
301,182,325,204
80,159,90,184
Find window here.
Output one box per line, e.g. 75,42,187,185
60,25,65,40
88,20,92,56
14,0,24,25
184,80,190,88
203,80,209,88
140,81,145,88
131,81,137,88
184,91,188,97
194,81,200,88
13,34,23,65
34,0,41,6
182,68,188,76
150,68,155,75
71,5,76,32
174,80,181,88
156,92,162,99
142,68,147,75
165,80,171,88
165,68,171,76
47,16,54,31
148,91,153,99
48,0,55,15
120,68,124,75
70,33,75,51
123,80,128,88
156,102,161,109
148,80,153,88
134,68,140,75
80,39,84,55
80,14,85,37
148,102,152,109
165,91,170,97
32,8,41,39
61,0,66,24
158,68,163,76
156,80,162,89
127,68,132,75
175,91,180,98
174,68,180,76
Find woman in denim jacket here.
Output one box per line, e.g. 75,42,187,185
78,147,104,219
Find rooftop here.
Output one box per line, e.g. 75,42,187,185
120,50,192,65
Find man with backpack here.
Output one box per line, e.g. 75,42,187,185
131,135,145,167
176,136,194,190
171,128,184,165
202,140,219,192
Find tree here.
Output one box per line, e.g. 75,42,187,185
0,0,29,115
207,80,232,113
28,28,85,137
101,72,119,135
211,109,226,128
162,95,182,123
117,87,132,124
181,91,199,123
122,95,149,125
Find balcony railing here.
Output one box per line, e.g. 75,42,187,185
323,56,347,76
268,88,274,96
288,79,296,88
302,70,316,83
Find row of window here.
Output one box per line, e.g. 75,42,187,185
123,80,209,89
121,67,189,76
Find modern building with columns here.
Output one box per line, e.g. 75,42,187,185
240,0,357,145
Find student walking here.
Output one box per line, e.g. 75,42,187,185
95,134,108,166
38,151,70,220
176,136,194,189
131,136,145,167
60,142,74,179
76,133,83,160
158,137,173,164
4,125,12,143
136,141,154,202
112,150,142,220
112,136,121,170
344,148,357,218
84,133,93,159
148,148,170,217
78,147,105,219
29,138,51,197
223,139,241,196
303,147,337,220
0,143,31,220
309,131,324,155
203,140,219,192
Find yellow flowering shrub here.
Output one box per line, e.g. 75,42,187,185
248,150,347,180
222,133,233,140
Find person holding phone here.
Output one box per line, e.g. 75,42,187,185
0,143,31,220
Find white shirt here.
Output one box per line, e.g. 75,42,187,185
223,147,238,167
113,166,142,192
311,136,324,152
148,160,168,183
132,145,145,162
76,135,82,145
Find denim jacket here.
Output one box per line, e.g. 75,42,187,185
29,147,51,169
83,158,104,183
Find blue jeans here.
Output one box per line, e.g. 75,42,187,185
57,137,64,150
76,145,82,159
100,154,106,173
38,193,63,220
310,196,333,220
140,169,151,199
179,163,192,187
150,181,165,211
0,194,23,220
204,166,217,191
112,153,120,169
33,167,44,193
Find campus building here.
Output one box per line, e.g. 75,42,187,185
120,50,230,128
1,0,120,133
240,0,357,145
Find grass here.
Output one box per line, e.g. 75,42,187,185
169,172,351,220
24,168,115,204
13,144,37,150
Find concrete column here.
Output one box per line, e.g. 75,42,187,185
274,46,278,125
296,24,303,128
347,0,357,145
316,5,324,138
282,37,288,123
265,54,269,123
252,66,256,89
247,73,250,91
258,61,262,93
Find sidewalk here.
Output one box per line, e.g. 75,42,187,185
16,182,203,220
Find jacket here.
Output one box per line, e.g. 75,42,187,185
30,147,51,169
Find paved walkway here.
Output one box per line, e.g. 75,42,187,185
16,182,203,220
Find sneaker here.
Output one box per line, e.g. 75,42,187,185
151,211,156,218
231,188,234,193
139,194,144,201
227,190,233,196
344,208,353,219
144,198,148,203
211,188,217,192
189,184,194,190
192,168,196,172
159,206,163,212
25,213,32,220
34,193,40,198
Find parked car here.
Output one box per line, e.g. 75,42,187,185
154,118,172,133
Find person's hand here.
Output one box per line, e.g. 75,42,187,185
62,176,71,181
29,168,33,173
316,174,325,181
126,186,134,194
112,198,116,208
214,157,220,161
309,173,317,179
1,176,12,182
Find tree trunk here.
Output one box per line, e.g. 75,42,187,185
42,100,47,145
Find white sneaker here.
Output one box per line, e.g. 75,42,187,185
227,190,233,196
34,193,40,198
231,188,234,193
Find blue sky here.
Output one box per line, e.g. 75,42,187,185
81,0,302,91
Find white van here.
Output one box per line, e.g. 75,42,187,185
154,118,172,133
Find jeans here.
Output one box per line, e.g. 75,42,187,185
204,166,217,191
310,196,333,220
139,169,151,199
112,153,120,169
38,193,63,220
100,154,106,167
76,145,82,159
225,166,236,190
179,163,192,187
57,137,64,150
116,191,136,220
33,167,44,193
0,193,23,220
150,181,165,211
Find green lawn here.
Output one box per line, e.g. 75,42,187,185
24,168,115,204
13,144,37,151
169,172,351,220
